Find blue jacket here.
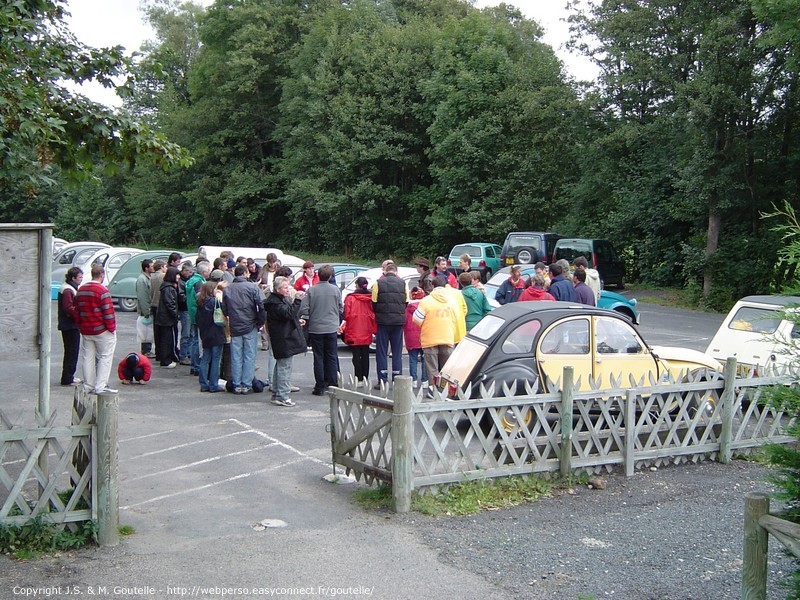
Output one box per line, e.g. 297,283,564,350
496,277,525,305
549,275,577,302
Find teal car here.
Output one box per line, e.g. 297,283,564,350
107,250,183,311
447,242,503,282
484,266,639,324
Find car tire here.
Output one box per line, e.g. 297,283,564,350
474,378,542,463
118,297,138,312
516,247,536,264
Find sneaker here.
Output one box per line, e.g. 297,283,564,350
163,362,178,369
290,385,300,393
144,352,157,359
179,357,191,366
240,387,252,395
233,386,244,395
373,381,384,390
271,398,296,407
312,389,325,396
95,387,118,394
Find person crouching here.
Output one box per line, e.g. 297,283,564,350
118,353,152,385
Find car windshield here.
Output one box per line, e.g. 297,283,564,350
469,314,505,340
555,243,592,262
451,245,482,258
507,236,540,251
728,306,783,334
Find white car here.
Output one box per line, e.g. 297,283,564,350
341,266,420,301
78,247,143,286
706,295,800,375
51,241,111,287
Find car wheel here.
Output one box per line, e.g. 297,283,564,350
118,297,138,312
516,247,536,264
475,378,542,462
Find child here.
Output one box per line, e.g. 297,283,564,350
118,352,152,385
404,287,427,389
196,281,226,392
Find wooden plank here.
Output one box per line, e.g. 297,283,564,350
759,514,800,558
0,426,92,442
0,229,41,359
333,411,392,456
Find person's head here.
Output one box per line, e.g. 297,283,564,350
164,266,179,284
90,264,105,281
317,264,333,282
510,265,522,280
532,274,547,289
141,258,153,274
385,262,398,275
458,272,473,288
197,281,218,305
220,250,234,260
459,253,471,270
415,258,430,273
66,266,83,284
213,257,226,271
433,276,446,288
246,258,258,272
209,269,224,282
226,258,236,270
470,270,482,284
266,252,278,266
549,263,563,277
434,256,447,272
276,265,293,278
180,261,194,279
274,276,290,296
153,259,166,273
237,256,247,268
410,286,425,300
125,353,140,370
556,259,572,280
168,252,182,267
302,261,315,277
354,276,369,291
196,261,212,278
573,256,589,270
534,261,547,273
573,268,587,284
234,264,247,277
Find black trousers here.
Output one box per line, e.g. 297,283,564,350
60,328,80,385
156,323,179,366
151,306,161,361
310,332,340,392
350,345,370,382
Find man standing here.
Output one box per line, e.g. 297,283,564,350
222,264,265,395
372,262,407,388
548,263,577,302
433,256,458,288
300,264,343,396
573,256,601,304
413,278,458,395
58,266,83,386
185,261,210,376
149,259,167,362
75,264,117,394
459,272,492,330
573,269,596,306
264,276,306,407
135,258,155,357
496,265,526,305
177,261,193,366
416,258,433,294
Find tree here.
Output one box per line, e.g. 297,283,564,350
0,0,192,214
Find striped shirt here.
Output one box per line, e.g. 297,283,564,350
75,281,116,335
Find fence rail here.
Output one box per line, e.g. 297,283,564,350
329,362,797,508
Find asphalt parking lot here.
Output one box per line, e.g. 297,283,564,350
0,302,795,599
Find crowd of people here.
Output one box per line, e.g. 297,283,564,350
55,249,601,403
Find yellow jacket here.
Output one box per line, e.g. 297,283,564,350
413,289,458,348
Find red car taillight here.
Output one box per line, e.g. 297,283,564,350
478,259,486,267
446,259,452,266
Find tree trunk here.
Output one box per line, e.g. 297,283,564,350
704,206,721,298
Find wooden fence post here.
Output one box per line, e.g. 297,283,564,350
391,376,413,513
96,391,119,546
625,390,637,477
742,492,770,600
560,366,574,479
719,356,738,464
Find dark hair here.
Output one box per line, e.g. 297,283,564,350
126,353,140,369
433,276,447,288
141,258,153,272
534,261,546,270
276,266,293,278
317,264,333,282
234,264,247,277
213,257,226,270
458,272,473,288
236,256,246,264
153,259,166,271
354,276,369,290
196,281,218,306
302,260,315,269
164,266,179,284
573,268,586,283
168,252,182,264
573,256,589,269
66,266,82,281
247,257,256,266
549,263,563,276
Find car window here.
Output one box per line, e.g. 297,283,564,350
452,245,482,257
728,306,783,334
502,319,541,354
508,236,542,251
58,249,76,264
486,247,495,259
539,319,590,354
77,249,99,263
555,243,592,263
595,317,643,354
91,252,109,266
470,314,505,341
108,253,132,269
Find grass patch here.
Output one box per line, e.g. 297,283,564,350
119,524,136,536
353,476,551,516
0,515,97,559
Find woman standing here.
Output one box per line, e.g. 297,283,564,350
196,281,226,392
156,266,180,368
342,276,376,386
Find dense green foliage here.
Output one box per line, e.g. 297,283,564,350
3,0,800,306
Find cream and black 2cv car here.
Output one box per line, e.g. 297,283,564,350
437,302,721,432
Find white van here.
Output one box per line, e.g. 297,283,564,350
197,246,305,269
706,295,800,375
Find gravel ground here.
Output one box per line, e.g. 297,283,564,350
405,459,797,600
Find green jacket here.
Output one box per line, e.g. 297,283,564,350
462,285,492,331
185,272,206,324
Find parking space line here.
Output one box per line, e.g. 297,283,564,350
125,430,253,460
225,418,329,467
120,457,307,510
120,430,176,443
125,444,278,482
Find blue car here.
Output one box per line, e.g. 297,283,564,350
483,266,639,324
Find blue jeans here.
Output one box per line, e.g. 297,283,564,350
188,324,200,373
408,348,427,384
179,311,190,360
272,357,293,401
230,328,258,389
265,343,276,386
375,324,403,382
199,344,222,391
310,332,340,392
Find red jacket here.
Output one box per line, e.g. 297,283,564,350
404,300,423,350
294,272,319,292
342,292,376,346
117,353,152,382
518,287,554,302
75,281,116,335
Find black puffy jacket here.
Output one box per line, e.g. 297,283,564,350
264,293,307,359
